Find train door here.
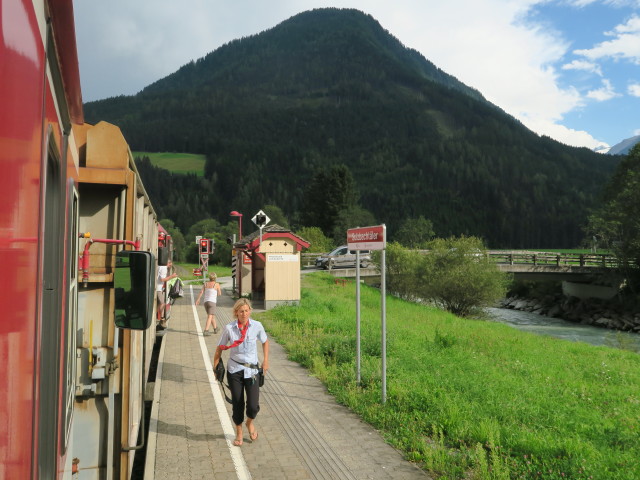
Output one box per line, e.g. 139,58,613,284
37,135,65,478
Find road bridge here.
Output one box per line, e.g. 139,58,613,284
302,251,621,282
488,251,618,281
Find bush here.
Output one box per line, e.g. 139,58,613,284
378,237,510,316
296,226,334,253
378,242,420,301
417,236,510,316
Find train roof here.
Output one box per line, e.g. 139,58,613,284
48,0,83,124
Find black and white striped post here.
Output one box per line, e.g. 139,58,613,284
231,255,237,294
228,233,237,295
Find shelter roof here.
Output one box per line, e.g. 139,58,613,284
238,224,310,251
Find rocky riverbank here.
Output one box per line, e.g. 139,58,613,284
500,295,640,333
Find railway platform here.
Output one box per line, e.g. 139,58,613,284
144,277,430,480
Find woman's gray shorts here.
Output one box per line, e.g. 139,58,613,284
204,301,217,315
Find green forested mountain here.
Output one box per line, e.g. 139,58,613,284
84,8,618,248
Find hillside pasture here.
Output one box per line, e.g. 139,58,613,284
133,151,206,176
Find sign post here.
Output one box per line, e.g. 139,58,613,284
251,209,271,245
347,224,386,403
198,238,213,280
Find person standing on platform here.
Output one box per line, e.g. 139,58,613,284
157,259,177,328
195,272,222,335
213,298,269,446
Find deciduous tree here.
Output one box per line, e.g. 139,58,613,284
394,216,435,249
586,144,640,291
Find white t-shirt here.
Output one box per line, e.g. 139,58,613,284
157,265,168,292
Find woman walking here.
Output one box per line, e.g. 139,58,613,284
195,272,222,335
213,298,269,446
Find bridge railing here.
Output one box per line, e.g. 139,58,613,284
301,252,319,267
486,251,618,268
302,250,621,269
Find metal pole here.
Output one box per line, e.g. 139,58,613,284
381,225,387,404
356,250,361,384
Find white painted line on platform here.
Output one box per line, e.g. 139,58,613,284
190,286,252,480
144,327,166,480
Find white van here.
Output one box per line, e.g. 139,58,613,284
315,245,372,269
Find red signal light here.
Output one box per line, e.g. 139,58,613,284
199,239,210,254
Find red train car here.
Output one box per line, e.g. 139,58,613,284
1,1,83,477
1,1,163,478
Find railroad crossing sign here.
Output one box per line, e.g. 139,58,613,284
251,210,270,228
252,210,270,245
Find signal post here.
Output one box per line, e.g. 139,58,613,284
197,236,213,279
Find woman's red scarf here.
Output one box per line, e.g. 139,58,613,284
219,320,249,350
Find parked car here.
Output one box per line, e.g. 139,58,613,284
315,245,372,269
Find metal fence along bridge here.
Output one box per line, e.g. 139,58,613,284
302,251,622,281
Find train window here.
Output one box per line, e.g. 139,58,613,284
114,251,155,330
61,185,78,452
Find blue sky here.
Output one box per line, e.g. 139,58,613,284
73,0,640,150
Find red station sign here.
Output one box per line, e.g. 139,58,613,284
347,225,386,251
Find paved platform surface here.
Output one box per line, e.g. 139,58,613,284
145,277,430,480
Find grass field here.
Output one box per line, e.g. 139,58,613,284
258,273,640,480
176,263,232,282
133,151,206,176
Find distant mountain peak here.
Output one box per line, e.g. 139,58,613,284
138,7,485,105
607,135,640,155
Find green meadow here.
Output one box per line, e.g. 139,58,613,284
175,263,232,282
133,151,206,176
258,273,640,480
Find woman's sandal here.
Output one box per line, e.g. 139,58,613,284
249,428,258,442
233,438,243,447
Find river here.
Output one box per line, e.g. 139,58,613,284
485,307,640,352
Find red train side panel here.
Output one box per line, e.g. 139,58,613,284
1,0,82,478
1,0,48,477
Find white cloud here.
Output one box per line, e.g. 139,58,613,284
574,15,640,64
586,79,620,100
562,59,603,75
520,112,606,149
75,0,285,99
370,1,596,144
629,83,640,96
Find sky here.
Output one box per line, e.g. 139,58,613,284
73,0,640,150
